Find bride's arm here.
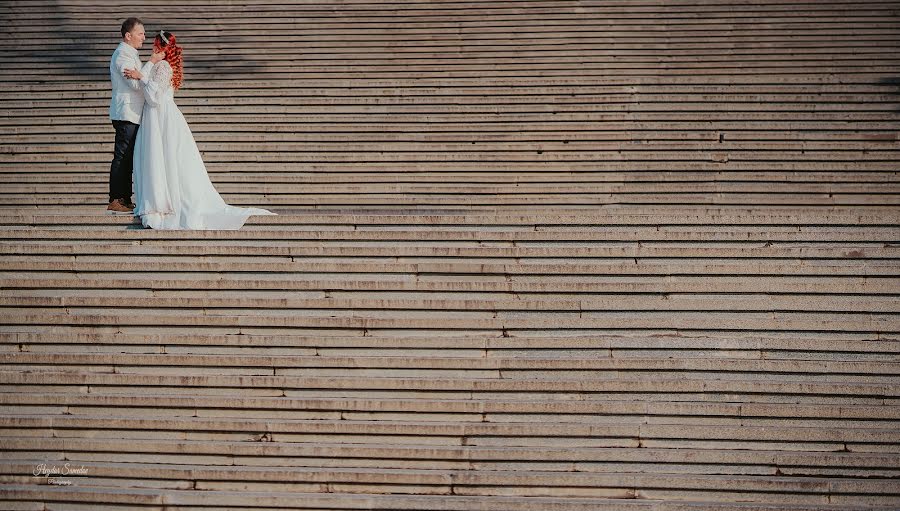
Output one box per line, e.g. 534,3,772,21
142,60,173,107
137,60,155,86
124,52,164,83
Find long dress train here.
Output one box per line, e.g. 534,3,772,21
133,60,274,229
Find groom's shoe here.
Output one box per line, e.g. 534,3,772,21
107,198,133,213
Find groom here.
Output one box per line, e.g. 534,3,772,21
107,17,155,213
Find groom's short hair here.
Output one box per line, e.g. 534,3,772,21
121,17,143,37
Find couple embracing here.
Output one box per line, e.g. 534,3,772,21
108,17,273,229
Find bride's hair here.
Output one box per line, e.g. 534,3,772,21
155,31,183,90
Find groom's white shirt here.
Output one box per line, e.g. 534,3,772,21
109,41,154,124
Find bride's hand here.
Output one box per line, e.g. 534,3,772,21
123,68,142,80
150,52,166,64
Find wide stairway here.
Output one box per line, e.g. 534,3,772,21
1,1,899,509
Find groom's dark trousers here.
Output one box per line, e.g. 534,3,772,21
110,120,138,202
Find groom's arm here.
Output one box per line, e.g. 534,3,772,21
116,53,152,90
123,58,156,84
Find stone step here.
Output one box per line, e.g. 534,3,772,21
2,295,895,315
5,32,898,49
6,10,897,25
3,0,893,13
1,382,893,406
8,210,891,227
12,59,898,75
0,202,892,213
0,171,863,186
1,208,896,225
8,336,897,380
4,134,900,149
9,52,899,66
6,123,899,140
5,172,899,186
0,286,898,310
28,166,870,180
4,195,899,207
0,374,894,404
10,27,891,42
10,67,897,86
4,89,899,104
7,138,900,152
14,13,891,27
8,66,900,81
4,82,896,94
1,370,895,398
2,3,888,14
3,390,900,424
0,168,895,178
7,28,898,43
5,166,900,179
5,163,900,177
3,241,894,259
1,449,898,483
3,79,896,94
3,352,898,379
12,189,900,205
5,53,898,73
4,273,897,295
3,149,896,162
67,118,598,137
7,183,900,196
2,0,898,506
4,110,899,124
3,71,897,87
1,426,898,463
0,214,893,226
2,458,899,503
3,414,899,450
12,124,893,141
0,415,898,464
7,30,897,45
0,457,897,491
5,484,887,511
6,73,899,89
6,13,897,25
2,224,899,240
1,100,888,118
3,331,896,358
3,258,897,276
5,225,898,241
38,311,900,341
4,51,899,67
19,46,889,59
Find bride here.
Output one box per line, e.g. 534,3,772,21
124,31,274,230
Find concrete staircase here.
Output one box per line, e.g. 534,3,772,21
1,0,899,509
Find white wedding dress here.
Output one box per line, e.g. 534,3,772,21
133,60,274,229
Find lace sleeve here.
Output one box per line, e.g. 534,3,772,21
143,60,172,107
